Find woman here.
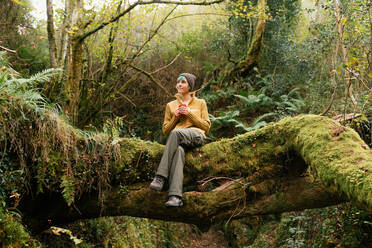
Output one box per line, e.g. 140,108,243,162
149,73,211,207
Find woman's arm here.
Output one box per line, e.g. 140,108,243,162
186,100,211,133
162,103,179,136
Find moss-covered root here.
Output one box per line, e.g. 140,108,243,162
282,115,372,212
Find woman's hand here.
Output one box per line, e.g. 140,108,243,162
174,108,182,117
178,106,190,115
175,105,190,116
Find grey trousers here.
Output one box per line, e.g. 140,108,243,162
156,128,206,197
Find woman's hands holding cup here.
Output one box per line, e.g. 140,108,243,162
174,104,190,117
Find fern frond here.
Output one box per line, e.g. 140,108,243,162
287,88,300,98
252,112,279,126
29,68,62,84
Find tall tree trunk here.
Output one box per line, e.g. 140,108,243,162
368,4,372,74
333,0,357,106
57,0,71,66
223,0,266,79
101,0,123,83
65,39,83,123
236,0,266,74
63,0,83,123
46,0,57,68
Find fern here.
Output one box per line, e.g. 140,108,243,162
234,88,275,110
209,110,241,126
0,67,60,113
60,174,75,206
235,112,279,132
229,87,305,133
0,52,19,79
276,88,305,116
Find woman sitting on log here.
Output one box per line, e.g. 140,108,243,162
149,73,211,207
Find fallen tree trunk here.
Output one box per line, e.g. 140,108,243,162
0,109,371,233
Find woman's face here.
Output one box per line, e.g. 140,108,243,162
176,78,190,94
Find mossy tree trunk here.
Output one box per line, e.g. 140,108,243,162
4,114,369,233
234,0,266,75
221,0,267,80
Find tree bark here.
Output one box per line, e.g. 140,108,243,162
65,38,83,123
368,4,372,73
333,0,357,106
235,0,266,74
3,112,369,232
46,0,57,68
101,1,123,84
223,0,266,78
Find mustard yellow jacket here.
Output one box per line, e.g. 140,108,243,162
162,94,211,136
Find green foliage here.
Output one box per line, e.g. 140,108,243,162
41,216,196,247
0,1,48,75
102,116,125,138
0,51,60,109
208,85,305,139
60,174,76,206
0,201,41,247
234,89,276,111
247,203,372,248
0,52,128,208
0,53,63,201
0,151,24,200
274,88,306,116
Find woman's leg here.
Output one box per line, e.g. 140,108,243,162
156,129,205,178
156,129,181,178
168,146,185,197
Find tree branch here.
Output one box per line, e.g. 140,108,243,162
129,64,173,96
163,12,229,24
151,52,182,74
77,0,226,42
0,45,16,53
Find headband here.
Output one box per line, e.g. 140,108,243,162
177,75,186,81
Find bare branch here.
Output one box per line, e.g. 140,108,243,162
117,92,137,107
197,176,248,187
151,52,182,74
164,12,229,23
346,68,371,91
78,0,225,42
130,5,178,61
0,45,16,53
321,42,339,116
321,83,337,116
129,64,173,96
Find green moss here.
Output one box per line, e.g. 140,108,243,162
0,201,40,247
49,216,199,248
280,115,372,212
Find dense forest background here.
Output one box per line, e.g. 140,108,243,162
0,0,371,247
